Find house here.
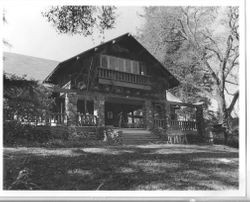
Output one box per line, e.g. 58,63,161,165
44,33,204,136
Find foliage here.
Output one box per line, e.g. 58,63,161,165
42,6,117,36
138,7,239,142
104,128,123,145
3,73,55,121
3,9,12,48
3,121,50,146
96,126,105,140
150,128,167,140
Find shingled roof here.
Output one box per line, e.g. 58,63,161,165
3,52,59,81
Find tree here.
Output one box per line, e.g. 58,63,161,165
3,9,12,48
3,73,54,121
42,6,117,37
138,7,239,143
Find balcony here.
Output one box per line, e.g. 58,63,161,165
98,68,152,90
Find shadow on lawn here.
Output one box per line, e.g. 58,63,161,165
3,146,239,190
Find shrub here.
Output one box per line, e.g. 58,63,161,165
3,121,51,146
96,126,105,140
150,128,167,140
104,128,122,145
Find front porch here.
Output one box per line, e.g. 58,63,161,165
49,93,205,137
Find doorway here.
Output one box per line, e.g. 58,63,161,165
105,100,144,128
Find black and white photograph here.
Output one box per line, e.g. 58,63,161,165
0,0,248,200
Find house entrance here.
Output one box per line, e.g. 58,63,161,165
105,99,144,128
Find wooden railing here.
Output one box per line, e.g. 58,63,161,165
4,112,68,126
168,120,197,131
4,112,98,127
77,113,98,126
154,119,197,131
49,113,67,125
98,68,151,85
154,119,166,128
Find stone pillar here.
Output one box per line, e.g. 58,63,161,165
196,105,205,137
65,92,78,125
94,95,105,127
144,100,154,129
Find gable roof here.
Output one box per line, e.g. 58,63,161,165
44,33,179,88
3,52,59,81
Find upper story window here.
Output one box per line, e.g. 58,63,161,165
100,55,147,75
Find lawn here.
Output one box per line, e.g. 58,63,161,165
3,144,239,190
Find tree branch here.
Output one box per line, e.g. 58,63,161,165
227,90,239,114
225,53,239,79
205,46,223,62
224,86,235,96
225,80,238,85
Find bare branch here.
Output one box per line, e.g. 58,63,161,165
202,32,223,59
193,9,199,36
164,38,186,43
225,53,239,79
205,46,223,62
202,58,221,86
227,90,239,114
225,80,238,86
177,19,187,38
224,87,235,96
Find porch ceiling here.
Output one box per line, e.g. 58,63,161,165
105,96,144,106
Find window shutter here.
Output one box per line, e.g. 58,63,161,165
101,55,108,68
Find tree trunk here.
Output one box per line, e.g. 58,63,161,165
215,87,230,144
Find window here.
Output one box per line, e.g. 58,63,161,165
125,59,132,73
101,55,108,68
140,63,147,75
107,111,113,119
109,56,117,70
118,58,124,72
100,55,146,75
132,61,140,74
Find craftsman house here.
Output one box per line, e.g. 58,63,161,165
44,33,204,137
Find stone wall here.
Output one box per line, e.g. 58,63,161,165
65,92,78,125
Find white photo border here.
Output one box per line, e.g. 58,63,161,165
0,0,248,200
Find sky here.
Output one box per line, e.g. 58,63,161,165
3,5,144,61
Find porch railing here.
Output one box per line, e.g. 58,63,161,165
154,119,197,131
4,112,98,127
4,112,68,126
168,120,197,131
77,113,98,126
153,119,166,128
98,68,151,86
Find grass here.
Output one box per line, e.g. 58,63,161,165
3,144,239,190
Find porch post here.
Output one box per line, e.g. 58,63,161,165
196,104,205,137
144,100,154,129
165,100,171,129
94,95,105,127
65,92,78,125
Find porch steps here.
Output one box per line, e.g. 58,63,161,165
118,128,161,145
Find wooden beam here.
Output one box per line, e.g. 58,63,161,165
98,78,152,90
